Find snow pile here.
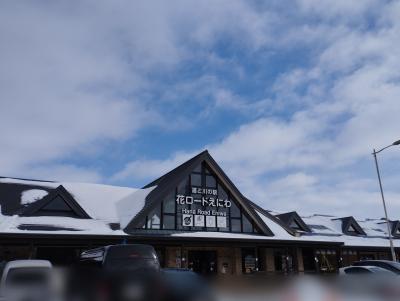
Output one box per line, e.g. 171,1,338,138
61,182,136,222
20,189,48,205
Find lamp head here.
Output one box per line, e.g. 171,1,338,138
392,140,400,146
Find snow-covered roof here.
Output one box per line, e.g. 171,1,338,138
0,177,152,236
0,176,399,248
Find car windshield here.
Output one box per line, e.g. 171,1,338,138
386,261,400,270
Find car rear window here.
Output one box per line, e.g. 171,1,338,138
6,267,50,286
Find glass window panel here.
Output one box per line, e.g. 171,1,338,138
163,215,175,230
218,185,228,200
290,220,301,230
147,205,161,229
177,177,190,194
193,164,202,173
190,173,202,186
177,213,184,230
163,194,175,214
206,175,216,188
42,196,71,211
230,201,241,218
231,218,241,233
218,216,230,232
242,214,253,233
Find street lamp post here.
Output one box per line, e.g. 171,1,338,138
372,139,400,262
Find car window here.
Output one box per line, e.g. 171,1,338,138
369,267,394,275
6,267,51,286
344,267,371,274
387,261,400,270
354,261,400,272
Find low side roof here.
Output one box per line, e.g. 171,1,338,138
0,177,137,222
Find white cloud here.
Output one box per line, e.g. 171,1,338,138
2,0,400,218
112,0,400,218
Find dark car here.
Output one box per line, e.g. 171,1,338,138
67,244,163,301
79,244,160,272
161,268,215,301
353,260,400,274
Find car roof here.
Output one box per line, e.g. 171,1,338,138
5,260,52,269
344,265,384,269
358,260,393,263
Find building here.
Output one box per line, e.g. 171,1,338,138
1,150,399,275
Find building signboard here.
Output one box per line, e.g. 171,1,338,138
177,187,231,229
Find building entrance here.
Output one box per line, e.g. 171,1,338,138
188,250,218,275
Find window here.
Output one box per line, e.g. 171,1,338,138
193,164,202,173
36,195,80,217
42,196,71,212
344,267,371,274
205,175,216,188
147,205,161,229
348,225,357,232
242,248,257,274
163,194,175,214
230,201,241,218
242,214,253,233
190,174,202,186
163,215,175,230
231,219,241,232
177,177,190,194
218,184,228,199
290,220,302,230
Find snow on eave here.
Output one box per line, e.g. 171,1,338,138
60,182,137,222
116,186,157,229
0,177,139,223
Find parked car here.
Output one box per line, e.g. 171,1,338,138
79,244,160,272
340,265,396,275
68,244,162,301
0,260,52,301
352,260,400,274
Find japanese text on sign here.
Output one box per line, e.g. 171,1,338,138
176,194,231,208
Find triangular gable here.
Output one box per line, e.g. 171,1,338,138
333,216,366,236
276,211,312,233
124,150,274,236
391,220,400,238
20,185,90,219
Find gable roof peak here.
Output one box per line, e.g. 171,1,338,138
275,211,311,233
332,216,366,236
126,151,275,236
20,184,91,219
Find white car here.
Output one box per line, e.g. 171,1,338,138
339,265,396,275
0,260,52,301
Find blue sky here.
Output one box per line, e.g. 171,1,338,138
1,0,400,218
